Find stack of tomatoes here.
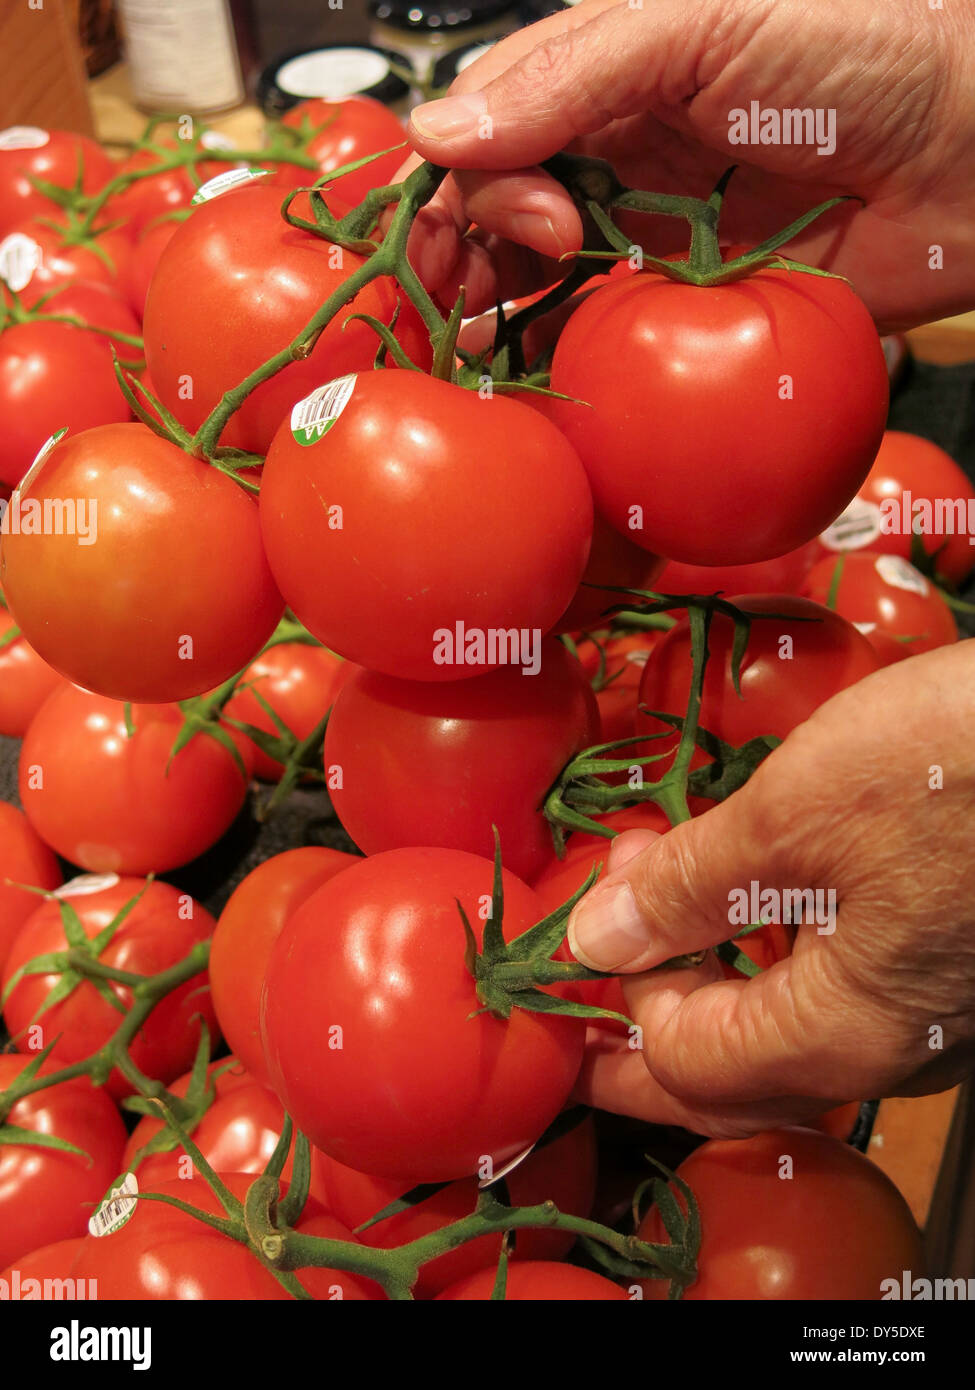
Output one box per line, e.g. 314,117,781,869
0,102,960,1300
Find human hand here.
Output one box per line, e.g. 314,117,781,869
401,0,975,329
565,640,975,1137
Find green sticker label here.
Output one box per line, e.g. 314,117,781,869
290,375,357,446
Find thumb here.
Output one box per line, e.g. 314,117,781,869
567,794,769,972
408,0,706,168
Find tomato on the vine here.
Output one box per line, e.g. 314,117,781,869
0,800,61,973
802,552,957,656
638,1128,924,1299
273,96,407,207
323,640,599,880
18,685,254,874
262,847,586,1182
2,217,132,306
0,128,116,234
34,281,142,355
0,606,64,736
436,1261,628,1300
0,423,284,702
104,135,237,237
656,540,819,597
549,263,888,565
210,847,359,1084
260,373,594,681
2,874,218,1098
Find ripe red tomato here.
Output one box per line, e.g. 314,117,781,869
71,1173,381,1300
0,607,64,736
802,552,957,656
437,1261,628,1300
262,847,586,1181
2,874,218,1098
636,594,880,755
656,540,819,596
0,128,116,234
0,800,62,974
260,373,593,681
1,217,132,306
225,642,356,780
0,1054,127,1269
638,1128,924,1299
210,847,358,1084
319,1113,597,1299
103,135,237,237
121,216,180,318
35,281,142,354
274,96,407,206
0,1237,85,1289
122,1058,331,1199
549,265,888,565
817,430,975,586
323,641,599,881
0,423,284,701
0,322,131,488
556,513,665,632
18,685,254,874
143,183,431,454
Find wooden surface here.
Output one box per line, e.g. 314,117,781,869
0,0,94,134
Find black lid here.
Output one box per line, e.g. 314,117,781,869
369,0,516,32
258,44,412,118
432,38,498,88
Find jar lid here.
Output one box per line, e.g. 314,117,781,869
432,38,498,87
258,44,412,117
370,0,516,32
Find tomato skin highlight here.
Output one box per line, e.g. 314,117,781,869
0,800,62,973
2,875,219,1099
0,423,284,703
210,847,359,1085
261,372,594,682
437,1261,628,1300
549,266,889,565
802,552,957,656
261,847,586,1183
324,640,600,881
18,686,254,874
638,1128,924,1300
0,1055,127,1269
71,1174,381,1300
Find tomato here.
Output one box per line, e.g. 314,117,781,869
0,128,116,234
0,321,131,488
121,216,181,318
638,1128,924,1299
274,96,407,206
210,847,358,1084
143,183,431,455
0,606,64,736
656,540,819,596
0,1054,127,1268
18,685,254,874
2,874,218,1098
584,629,665,748
319,1113,597,1299
262,847,586,1181
323,641,599,880
436,1261,627,1300
1,218,132,306
104,135,237,238
556,513,666,632
802,553,957,656
71,1173,381,1300
225,642,356,780
261,373,594,681
0,800,62,974
817,430,975,586
0,423,284,702
34,281,142,355
122,1058,331,1199
636,595,880,757
0,1237,85,1290
549,265,888,565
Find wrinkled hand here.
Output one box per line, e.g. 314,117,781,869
565,641,975,1136
400,0,975,328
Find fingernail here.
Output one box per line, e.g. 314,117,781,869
506,212,567,256
568,880,649,971
410,93,488,142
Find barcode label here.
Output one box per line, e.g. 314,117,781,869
54,872,121,899
875,553,929,596
0,126,49,150
191,167,271,204
290,375,357,446
89,1172,139,1237
15,427,67,496
0,233,42,293
819,497,883,552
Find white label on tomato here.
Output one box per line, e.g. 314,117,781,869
819,497,883,552
0,232,42,293
14,427,68,497
290,375,357,446
0,126,50,151
199,130,237,152
190,167,272,204
54,872,121,899
479,1142,535,1187
277,49,392,100
853,621,878,636
89,1172,139,1238
875,553,930,596
455,42,498,75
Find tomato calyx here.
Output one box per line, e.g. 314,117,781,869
601,1158,701,1298
0,284,145,360
121,1029,234,1166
